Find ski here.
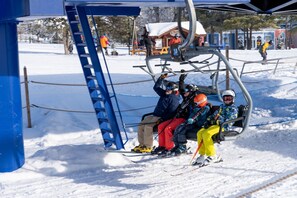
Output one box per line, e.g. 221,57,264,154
170,166,202,176
170,158,223,176
157,150,193,158
123,154,161,164
97,149,154,163
122,153,153,157
192,156,223,166
98,149,151,155
162,165,191,173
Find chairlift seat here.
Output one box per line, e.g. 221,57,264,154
141,105,249,141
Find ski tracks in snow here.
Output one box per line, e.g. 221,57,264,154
1,172,102,197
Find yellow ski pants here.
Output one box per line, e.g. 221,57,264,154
197,125,221,157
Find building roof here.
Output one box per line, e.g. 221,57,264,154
145,21,206,37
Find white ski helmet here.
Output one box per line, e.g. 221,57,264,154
222,90,235,97
222,90,235,104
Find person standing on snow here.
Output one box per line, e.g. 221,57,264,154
259,40,273,63
68,42,73,54
192,90,238,166
256,38,262,50
141,27,155,57
169,34,181,46
132,74,180,153
142,32,153,57
151,73,198,156
100,33,109,55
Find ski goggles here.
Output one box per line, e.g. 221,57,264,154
194,98,207,106
166,86,174,91
223,95,233,101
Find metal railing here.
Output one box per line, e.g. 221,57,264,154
229,56,297,77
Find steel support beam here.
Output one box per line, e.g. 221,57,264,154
0,22,25,172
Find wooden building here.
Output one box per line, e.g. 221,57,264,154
147,21,206,45
131,21,206,55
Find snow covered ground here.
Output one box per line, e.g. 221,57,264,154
1,43,297,198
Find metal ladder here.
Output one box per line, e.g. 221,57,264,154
65,5,124,149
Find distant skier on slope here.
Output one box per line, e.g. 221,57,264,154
100,33,109,55
259,40,273,63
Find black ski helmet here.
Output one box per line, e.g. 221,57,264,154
185,84,198,92
166,82,178,91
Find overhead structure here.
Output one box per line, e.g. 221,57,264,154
195,0,297,15
2,0,297,172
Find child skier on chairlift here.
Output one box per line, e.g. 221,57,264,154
192,90,238,166
168,93,211,156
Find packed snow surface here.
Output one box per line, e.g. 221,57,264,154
1,43,297,198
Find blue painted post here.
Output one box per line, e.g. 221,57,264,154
0,22,25,172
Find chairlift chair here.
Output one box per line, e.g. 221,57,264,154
135,0,253,141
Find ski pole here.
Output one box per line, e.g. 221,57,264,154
189,140,203,165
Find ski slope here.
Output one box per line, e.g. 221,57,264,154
0,43,296,198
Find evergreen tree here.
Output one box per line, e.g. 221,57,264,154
43,18,70,54
196,10,235,45
93,16,133,46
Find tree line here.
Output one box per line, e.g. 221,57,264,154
18,8,297,53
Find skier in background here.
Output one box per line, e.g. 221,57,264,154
259,40,273,63
100,33,109,55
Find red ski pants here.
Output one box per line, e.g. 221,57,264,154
157,118,185,150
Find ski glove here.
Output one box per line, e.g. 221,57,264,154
160,73,168,79
204,119,219,129
187,118,194,125
204,120,211,129
210,120,220,125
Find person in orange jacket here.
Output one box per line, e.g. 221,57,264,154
169,34,181,46
100,34,109,55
